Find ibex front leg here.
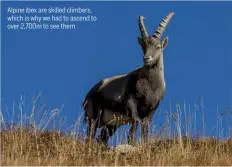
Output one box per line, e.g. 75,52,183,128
141,120,150,144
140,109,155,144
126,96,141,145
127,120,138,145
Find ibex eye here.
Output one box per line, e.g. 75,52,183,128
156,45,161,50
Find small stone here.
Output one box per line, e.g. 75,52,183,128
112,144,139,154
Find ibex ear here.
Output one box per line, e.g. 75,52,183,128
161,37,168,49
138,37,143,46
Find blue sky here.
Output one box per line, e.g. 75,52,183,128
1,1,232,140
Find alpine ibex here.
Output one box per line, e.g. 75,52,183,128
83,12,174,145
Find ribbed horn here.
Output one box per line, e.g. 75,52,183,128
139,16,149,39
153,12,174,39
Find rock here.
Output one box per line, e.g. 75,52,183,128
111,144,139,154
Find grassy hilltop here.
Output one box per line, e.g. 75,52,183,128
1,94,232,166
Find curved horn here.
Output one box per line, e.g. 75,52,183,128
153,12,174,39
139,16,149,39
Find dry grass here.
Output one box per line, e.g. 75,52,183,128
1,94,232,165
1,128,232,166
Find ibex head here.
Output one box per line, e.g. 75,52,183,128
138,12,174,67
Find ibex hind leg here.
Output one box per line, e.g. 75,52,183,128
97,125,117,146
84,99,98,142
86,106,104,144
86,118,97,143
